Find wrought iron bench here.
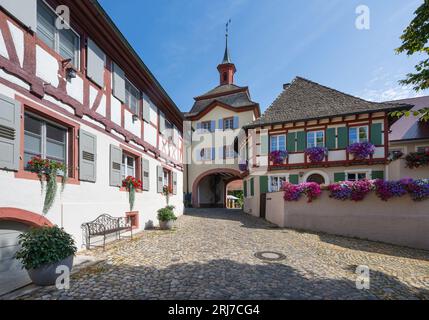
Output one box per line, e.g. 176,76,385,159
81,214,133,250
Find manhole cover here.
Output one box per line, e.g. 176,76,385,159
254,251,286,261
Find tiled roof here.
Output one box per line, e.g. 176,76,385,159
246,77,412,128
186,84,258,117
389,96,429,142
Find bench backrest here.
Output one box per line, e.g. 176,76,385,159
83,214,120,235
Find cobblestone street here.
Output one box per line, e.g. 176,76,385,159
16,209,429,300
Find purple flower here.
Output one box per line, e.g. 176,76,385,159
283,182,321,202
305,147,328,163
269,150,288,165
347,142,375,160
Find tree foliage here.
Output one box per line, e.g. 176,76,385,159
392,0,429,121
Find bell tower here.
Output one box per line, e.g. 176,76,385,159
217,20,236,85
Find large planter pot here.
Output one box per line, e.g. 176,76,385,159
27,255,74,286
159,220,175,230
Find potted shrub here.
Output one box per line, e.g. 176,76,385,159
15,226,77,286
157,206,177,230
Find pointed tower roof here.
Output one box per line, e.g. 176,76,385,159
222,36,232,64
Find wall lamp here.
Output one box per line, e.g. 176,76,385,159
132,114,139,123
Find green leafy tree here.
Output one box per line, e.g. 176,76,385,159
393,0,429,121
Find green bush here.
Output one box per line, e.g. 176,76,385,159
15,226,77,270
157,207,177,222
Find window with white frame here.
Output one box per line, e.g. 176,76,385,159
224,145,235,159
125,79,140,115
346,172,368,181
163,169,171,188
24,113,67,172
37,0,80,67
201,121,212,132
200,148,212,161
307,130,324,148
269,176,287,192
223,118,234,130
270,134,286,151
416,146,429,153
121,154,136,180
349,126,368,144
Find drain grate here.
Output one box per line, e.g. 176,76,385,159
254,251,286,261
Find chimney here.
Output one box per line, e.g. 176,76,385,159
283,83,291,90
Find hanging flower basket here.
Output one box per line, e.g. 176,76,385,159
27,157,67,214
122,176,142,211
269,150,288,165
305,147,328,163
239,161,248,172
405,150,429,169
347,142,375,160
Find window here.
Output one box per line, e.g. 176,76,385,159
24,113,67,171
416,146,429,153
163,169,171,188
349,126,368,144
37,0,80,67
270,135,286,151
200,148,212,161
269,176,287,192
346,172,368,181
307,131,324,148
223,118,234,130
224,145,236,159
121,153,136,180
125,79,140,115
201,121,212,132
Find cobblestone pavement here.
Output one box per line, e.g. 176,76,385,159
16,209,429,300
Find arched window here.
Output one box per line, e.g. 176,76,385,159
306,174,325,185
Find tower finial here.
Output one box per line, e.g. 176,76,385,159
222,19,232,64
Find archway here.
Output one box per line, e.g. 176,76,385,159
192,168,242,208
0,208,53,295
225,178,243,209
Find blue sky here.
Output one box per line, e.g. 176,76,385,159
99,0,427,113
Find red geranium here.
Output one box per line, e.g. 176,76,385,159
122,176,142,190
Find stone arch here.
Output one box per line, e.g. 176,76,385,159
192,168,242,208
0,207,53,227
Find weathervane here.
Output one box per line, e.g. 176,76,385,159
226,19,231,40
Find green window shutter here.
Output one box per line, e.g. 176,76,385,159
326,128,336,150
296,131,306,152
260,133,269,155
243,180,248,197
289,174,299,184
250,178,255,196
334,172,346,182
372,171,384,180
370,123,383,146
79,129,97,182
337,127,348,149
286,132,296,152
260,176,268,194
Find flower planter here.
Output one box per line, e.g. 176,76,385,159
27,255,74,286
159,220,175,230
126,211,139,229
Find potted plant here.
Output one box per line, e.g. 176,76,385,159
405,150,429,168
162,185,173,206
269,150,288,165
157,206,177,230
305,147,328,163
122,176,142,210
346,142,375,160
15,226,77,286
27,157,67,214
